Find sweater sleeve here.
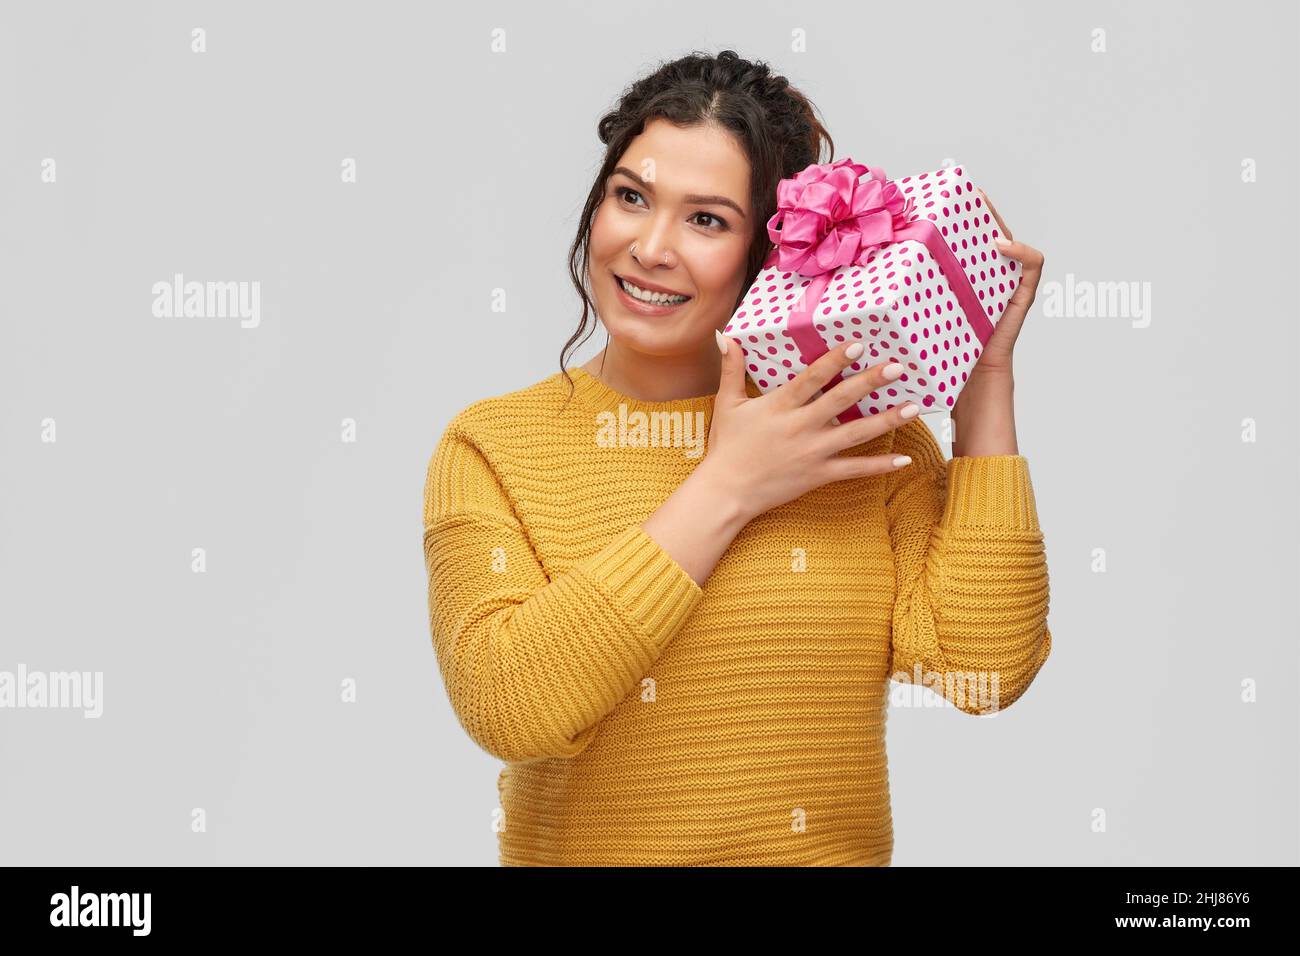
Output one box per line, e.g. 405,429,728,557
882,419,1052,715
422,422,704,764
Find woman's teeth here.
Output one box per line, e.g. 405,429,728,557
619,276,690,305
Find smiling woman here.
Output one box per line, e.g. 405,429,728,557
422,49,1053,868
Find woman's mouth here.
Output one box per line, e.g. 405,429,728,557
613,273,693,315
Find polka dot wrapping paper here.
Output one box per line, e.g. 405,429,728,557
722,161,1021,419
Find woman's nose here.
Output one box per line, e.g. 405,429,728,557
632,234,674,268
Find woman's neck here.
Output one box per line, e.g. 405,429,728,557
582,344,722,403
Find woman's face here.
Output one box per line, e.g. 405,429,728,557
588,118,753,357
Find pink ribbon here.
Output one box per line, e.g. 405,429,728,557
760,159,995,422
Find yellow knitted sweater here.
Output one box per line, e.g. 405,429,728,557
422,366,1052,866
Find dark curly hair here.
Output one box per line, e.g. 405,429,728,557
558,49,834,408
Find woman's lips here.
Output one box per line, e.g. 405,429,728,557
612,273,692,315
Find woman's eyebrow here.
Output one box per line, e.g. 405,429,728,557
612,166,747,220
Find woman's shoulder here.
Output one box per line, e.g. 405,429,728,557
424,371,574,509
436,370,574,447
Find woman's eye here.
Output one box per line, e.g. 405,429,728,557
614,187,728,231
616,186,647,208
691,212,728,230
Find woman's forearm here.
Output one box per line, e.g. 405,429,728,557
639,461,753,587
951,370,1019,457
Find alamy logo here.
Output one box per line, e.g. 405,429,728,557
151,273,261,328
49,886,151,936
890,663,1001,713
1039,273,1152,328
595,405,707,458
0,664,103,718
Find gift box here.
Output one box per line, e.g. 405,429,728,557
722,158,1019,419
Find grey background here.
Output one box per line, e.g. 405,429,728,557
1,0,1296,866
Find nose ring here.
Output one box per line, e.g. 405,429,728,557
630,241,671,266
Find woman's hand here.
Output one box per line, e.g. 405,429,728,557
970,187,1045,378
702,331,918,522
947,187,1042,456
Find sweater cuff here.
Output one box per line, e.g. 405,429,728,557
577,524,704,646
942,455,1040,532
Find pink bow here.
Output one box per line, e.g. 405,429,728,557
765,157,915,276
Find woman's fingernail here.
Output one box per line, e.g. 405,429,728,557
715,329,729,355
995,237,1013,249
893,456,912,468
882,362,904,380
845,342,864,360
898,402,919,420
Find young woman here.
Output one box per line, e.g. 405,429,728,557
422,50,1051,866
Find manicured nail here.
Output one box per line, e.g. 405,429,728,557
845,342,864,360
995,237,1013,249
715,329,729,355
882,362,904,380
893,456,912,468
898,402,919,420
